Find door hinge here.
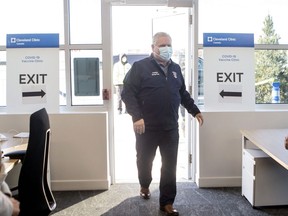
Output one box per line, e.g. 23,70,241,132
189,14,193,25
189,153,192,164
189,85,192,94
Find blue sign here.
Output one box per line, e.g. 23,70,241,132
6,33,59,48
203,33,254,47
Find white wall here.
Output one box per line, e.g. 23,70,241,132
0,112,110,191
196,111,288,187
2,110,288,190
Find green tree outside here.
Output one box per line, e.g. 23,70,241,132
255,14,288,103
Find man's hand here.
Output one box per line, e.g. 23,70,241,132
133,119,145,135
10,197,20,216
195,113,204,126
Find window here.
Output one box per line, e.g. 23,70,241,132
198,0,288,104
0,0,64,45
198,0,288,45
69,0,102,44
0,0,104,108
255,49,288,104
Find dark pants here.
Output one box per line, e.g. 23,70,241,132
135,129,179,206
115,85,124,112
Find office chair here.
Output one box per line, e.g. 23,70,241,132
17,108,56,216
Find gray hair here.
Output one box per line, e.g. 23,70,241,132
152,32,172,45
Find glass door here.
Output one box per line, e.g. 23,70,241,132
112,5,194,182
152,8,192,180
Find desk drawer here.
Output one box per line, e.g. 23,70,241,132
242,169,254,205
243,150,255,176
243,149,269,175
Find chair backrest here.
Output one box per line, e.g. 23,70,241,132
18,108,56,216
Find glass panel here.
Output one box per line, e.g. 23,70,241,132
112,6,191,181
255,50,288,104
112,6,156,54
0,52,6,107
199,0,288,44
0,0,64,45
70,50,103,105
70,0,102,44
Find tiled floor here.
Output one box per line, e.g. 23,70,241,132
51,182,288,216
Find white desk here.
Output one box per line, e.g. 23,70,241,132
241,129,288,207
1,133,28,190
1,133,28,173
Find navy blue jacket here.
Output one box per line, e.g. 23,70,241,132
121,54,200,131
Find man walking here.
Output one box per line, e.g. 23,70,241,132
121,32,203,215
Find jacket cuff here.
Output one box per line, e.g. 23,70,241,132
189,108,201,117
132,116,142,123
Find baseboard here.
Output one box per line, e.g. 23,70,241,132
51,179,111,191
196,175,242,188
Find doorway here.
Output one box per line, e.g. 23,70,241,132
112,6,192,183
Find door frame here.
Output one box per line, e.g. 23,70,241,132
107,0,197,184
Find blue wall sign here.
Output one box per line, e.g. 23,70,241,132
203,33,254,47
6,33,60,113
6,33,59,48
203,32,255,111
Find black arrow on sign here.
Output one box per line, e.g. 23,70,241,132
22,89,46,98
219,90,242,98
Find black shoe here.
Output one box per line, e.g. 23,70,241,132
160,204,179,216
140,187,150,200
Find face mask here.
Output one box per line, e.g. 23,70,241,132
121,56,127,65
158,46,173,61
